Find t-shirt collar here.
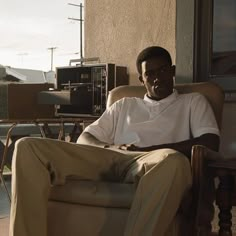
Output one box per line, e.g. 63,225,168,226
143,89,178,104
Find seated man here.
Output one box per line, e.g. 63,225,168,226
10,46,220,236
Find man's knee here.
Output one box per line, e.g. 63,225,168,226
166,151,192,187
151,149,191,180
15,137,44,150
164,150,190,172
15,136,35,146
13,137,42,164
150,148,189,164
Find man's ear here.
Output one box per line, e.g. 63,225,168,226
138,75,144,84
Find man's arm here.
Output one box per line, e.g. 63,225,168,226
77,132,109,147
78,132,220,159
77,132,124,149
125,133,220,159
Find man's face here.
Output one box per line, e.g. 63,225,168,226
140,57,175,101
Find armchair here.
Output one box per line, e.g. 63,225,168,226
47,82,224,236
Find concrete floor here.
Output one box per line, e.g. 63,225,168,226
0,177,11,236
0,177,236,236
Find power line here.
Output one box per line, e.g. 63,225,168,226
68,3,81,7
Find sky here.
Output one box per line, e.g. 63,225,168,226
0,0,84,71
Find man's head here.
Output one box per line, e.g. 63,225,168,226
136,46,175,101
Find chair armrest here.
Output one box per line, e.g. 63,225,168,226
191,145,225,194
190,145,218,235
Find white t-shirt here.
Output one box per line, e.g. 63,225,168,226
84,90,220,147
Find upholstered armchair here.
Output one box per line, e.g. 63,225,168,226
47,82,224,236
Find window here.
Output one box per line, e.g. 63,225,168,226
211,0,236,76
194,0,236,90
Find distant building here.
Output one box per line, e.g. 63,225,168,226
0,65,55,84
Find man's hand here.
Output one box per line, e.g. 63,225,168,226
120,144,161,151
122,144,141,151
104,144,144,151
103,144,129,150
116,133,220,158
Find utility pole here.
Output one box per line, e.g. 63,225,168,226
68,3,84,60
48,47,57,71
17,53,28,66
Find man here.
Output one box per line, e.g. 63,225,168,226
10,46,220,236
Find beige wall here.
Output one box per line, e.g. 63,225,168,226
84,0,176,85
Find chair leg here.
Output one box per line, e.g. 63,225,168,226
215,175,233,236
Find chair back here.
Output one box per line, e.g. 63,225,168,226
107,82,225,129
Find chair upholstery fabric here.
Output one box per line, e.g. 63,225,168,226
49,180,135,208
47,82,224,236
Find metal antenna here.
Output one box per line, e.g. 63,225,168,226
17,52,29,66
68,3,84,62
47,47,57,71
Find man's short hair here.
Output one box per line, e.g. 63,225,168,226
136,46,172,75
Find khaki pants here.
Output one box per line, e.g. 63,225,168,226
9,137,192,236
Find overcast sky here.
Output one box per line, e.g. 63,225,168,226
0,0,84,71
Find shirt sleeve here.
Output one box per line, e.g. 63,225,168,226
83,100,121,144
190,93,220,137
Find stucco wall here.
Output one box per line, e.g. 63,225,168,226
176,0,195,83
84,0,176,85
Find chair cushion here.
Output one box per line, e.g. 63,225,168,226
48,201,130,236
49,179,136,208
